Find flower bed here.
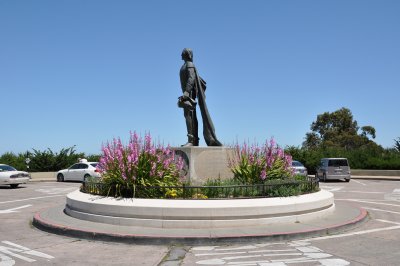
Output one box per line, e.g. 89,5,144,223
91,133,318,199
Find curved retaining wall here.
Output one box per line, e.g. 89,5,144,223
65,190,334,229
351,169,400,176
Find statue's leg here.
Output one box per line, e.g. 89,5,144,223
192,109,199,146
184,108,192,135
182,108,195,147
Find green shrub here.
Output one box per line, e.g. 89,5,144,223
0,152,26,170
29,147,84,172
0,147,102,172
198,176,318,198
285,146,400,172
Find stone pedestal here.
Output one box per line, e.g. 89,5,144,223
171,147,234,184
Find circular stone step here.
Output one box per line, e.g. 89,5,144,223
65,189,334,229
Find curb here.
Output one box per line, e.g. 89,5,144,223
32,205,368,245
30,179,56,182
351,176,400,181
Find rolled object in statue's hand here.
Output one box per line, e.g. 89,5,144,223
177,95,197,109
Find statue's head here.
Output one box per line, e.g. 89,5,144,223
181,48,193,62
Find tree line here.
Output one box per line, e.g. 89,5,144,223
285,107,400,173
0,146,100,172
1,107,399,172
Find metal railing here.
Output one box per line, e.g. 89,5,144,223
81,177,319,199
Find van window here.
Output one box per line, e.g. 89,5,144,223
328,159,348,167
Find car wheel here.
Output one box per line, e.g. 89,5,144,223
345,178,350,182
323,173,327,182
10,184,19,188
83,174,91,183
57,173,64,182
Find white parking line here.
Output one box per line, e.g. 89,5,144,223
1,241,54,259
336,199,400,207
0,195,64,204
352,179,366,186
363,207,400,215
35,187,75,195
319,186,343,192
334,191,383,194
195,249,296,257
0,205,32,214
376,219,400,225
0,253,14,266
0,241,54,264
194,242,350,265
301,225,400,242
192,244,283,252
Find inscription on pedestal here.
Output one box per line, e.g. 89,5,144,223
171,147,234,184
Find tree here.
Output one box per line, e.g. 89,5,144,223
310,108,358,139
29,146,84,172
0,152,26,170
361,126,376,139
395,137,400,152
303,107,377,150
302,132,321,150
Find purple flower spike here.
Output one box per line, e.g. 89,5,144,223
97,131,184,188
228,137,294,183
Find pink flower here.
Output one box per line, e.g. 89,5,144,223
98,132,184,185
229,137,294,182
260,169,267,180
269,138,276,149
277,148,284,158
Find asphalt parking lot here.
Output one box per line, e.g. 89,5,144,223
1,179,400,265
0,182,167,266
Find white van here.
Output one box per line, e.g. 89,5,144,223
316,158,351,182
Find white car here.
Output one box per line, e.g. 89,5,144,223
0,164,31,188
291,160,308,176
56,160,101,182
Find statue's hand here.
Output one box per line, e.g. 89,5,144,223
183,91,190,98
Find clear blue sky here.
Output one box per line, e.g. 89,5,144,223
1,0,399,155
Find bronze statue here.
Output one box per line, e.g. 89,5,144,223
178,48,222,147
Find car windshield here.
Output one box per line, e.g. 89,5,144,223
292,161,304,167
90,163,98,167
328,159,348,167
0,165,17,171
